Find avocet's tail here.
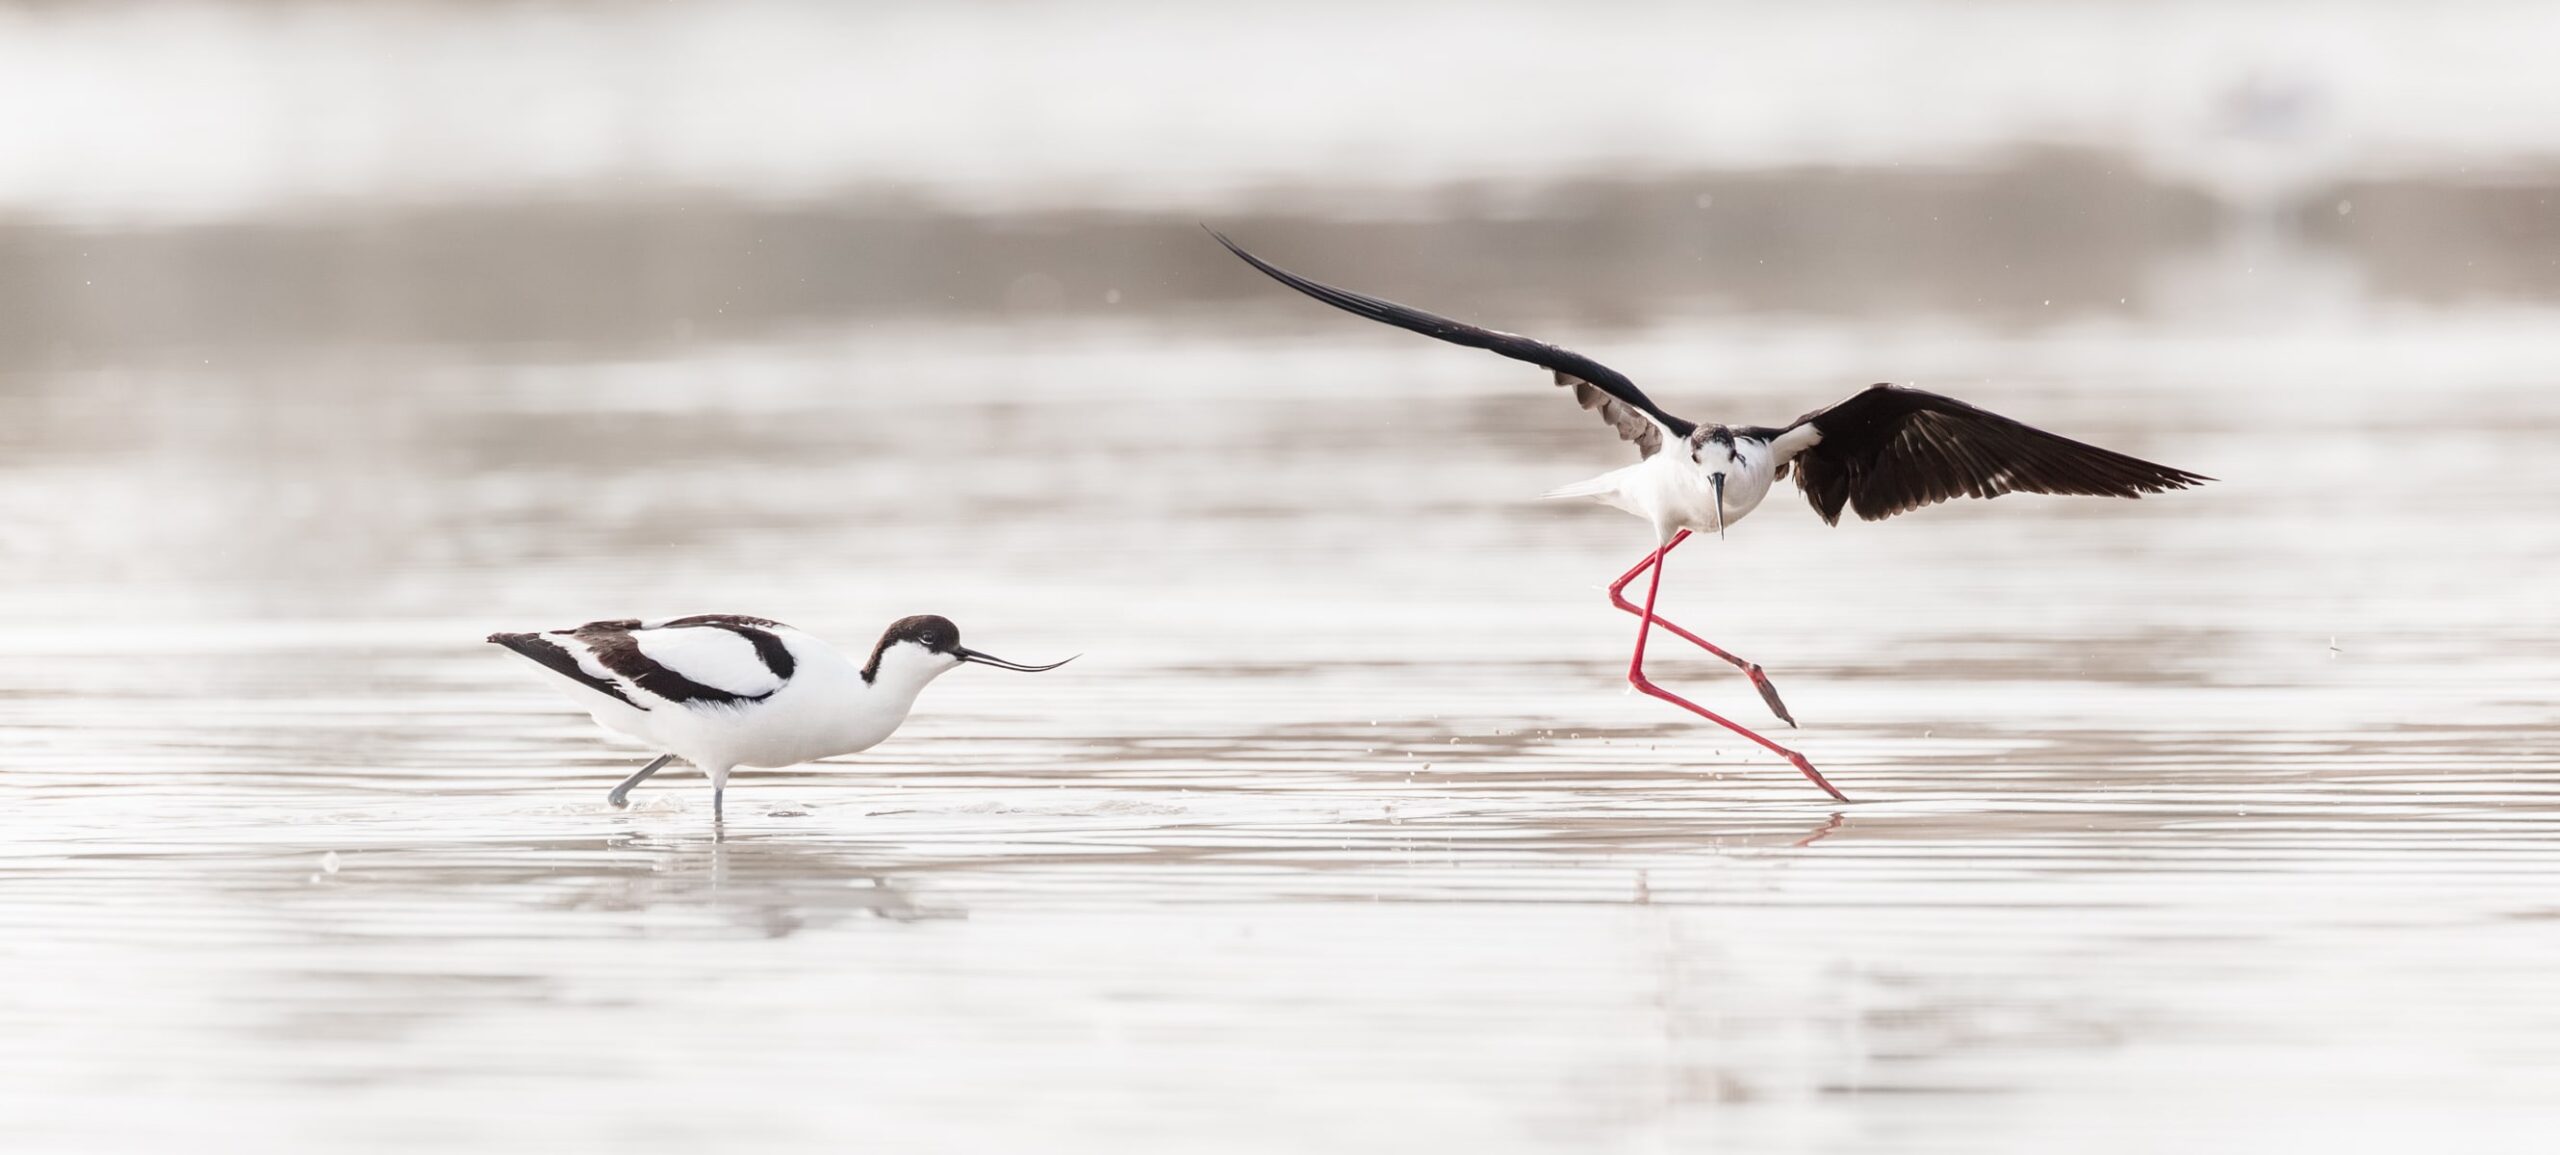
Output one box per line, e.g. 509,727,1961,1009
488,630,646,713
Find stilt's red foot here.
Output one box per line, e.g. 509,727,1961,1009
1623,534,1854,803
1744,664,1796,729
1606,530,1798,728
1784,749,1850,803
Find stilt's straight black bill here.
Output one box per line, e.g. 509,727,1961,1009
957,648,1076,672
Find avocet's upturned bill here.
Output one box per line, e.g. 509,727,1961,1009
489,613,1072,821
1209,229,2210,802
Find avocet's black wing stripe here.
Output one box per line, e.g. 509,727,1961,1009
658,614,798,680
1782,384,2212,525
487,631,643,709
1208,229,1696,457
563,620,780,708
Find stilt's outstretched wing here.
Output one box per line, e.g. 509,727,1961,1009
1770,384,2211,525
1208,229,1695,458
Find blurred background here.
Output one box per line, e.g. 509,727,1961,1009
2,0,2557,619
4,3,2559,1153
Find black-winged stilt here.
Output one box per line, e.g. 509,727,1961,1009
1211,230,2209,801
490,613,1072,820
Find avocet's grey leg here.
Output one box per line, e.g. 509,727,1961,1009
609,754,676,809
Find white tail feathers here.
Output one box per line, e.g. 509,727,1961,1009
1541,468,1631,502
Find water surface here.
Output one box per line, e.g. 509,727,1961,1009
4,301,2557,1151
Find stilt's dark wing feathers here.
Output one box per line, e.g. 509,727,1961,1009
1789,385,2211,525
1208,229,1695,457
1555,373,1679,458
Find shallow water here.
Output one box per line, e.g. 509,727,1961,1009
4,296,2558,1151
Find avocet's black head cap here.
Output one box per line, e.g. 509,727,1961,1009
866,614,1075,680
879,614,963,655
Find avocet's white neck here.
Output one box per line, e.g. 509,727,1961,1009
867,640,961,696
832,641,963,753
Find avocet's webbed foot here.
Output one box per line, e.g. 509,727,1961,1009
609,754,675,809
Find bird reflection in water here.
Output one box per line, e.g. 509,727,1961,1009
562,832,966,938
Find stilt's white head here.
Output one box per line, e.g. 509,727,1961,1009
861,614,1076,692
1693,425,1736,538
1687,424,1777,536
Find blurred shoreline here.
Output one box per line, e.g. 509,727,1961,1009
4,151,2556,371
9,0,2560,223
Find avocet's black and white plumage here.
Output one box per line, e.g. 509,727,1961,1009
488,613,1071,820
1210,230,2209,801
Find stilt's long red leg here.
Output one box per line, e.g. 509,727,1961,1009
1629,537,1849,802
1608,531,1798,727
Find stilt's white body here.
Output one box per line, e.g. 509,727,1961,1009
1546,426,1813,542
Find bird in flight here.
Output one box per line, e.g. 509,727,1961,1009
1210,229,2208,801
491,613,1072,821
